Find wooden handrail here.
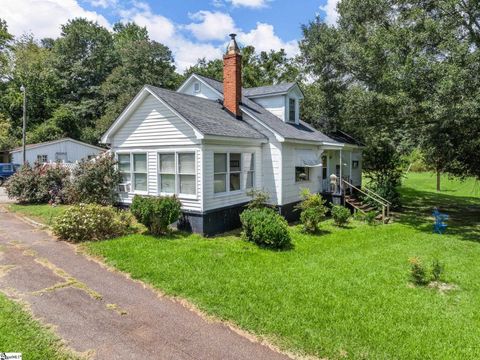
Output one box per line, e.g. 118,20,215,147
342,179,390,223
363,187,392,206
342,179,388,207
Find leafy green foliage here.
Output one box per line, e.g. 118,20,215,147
67,155,121,205
331,205,351,227
409,257,429,286
240,207,291,249
295,189,328,233
5,163,70,204
52,204,134,242
364,211,378,225
431,259,444,282
130,195,182,235
245,188,270,210
183,45,300,88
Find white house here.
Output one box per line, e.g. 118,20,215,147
101,34,363,235
10,138,105,165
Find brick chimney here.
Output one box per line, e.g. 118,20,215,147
223,33,242,119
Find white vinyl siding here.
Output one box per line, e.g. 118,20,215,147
111,95,199,147
282,143,321,205
251,95,285,121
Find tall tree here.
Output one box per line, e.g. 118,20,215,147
183,45,300,88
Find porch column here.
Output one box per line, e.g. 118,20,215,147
339,149,343,194
349,151,352,183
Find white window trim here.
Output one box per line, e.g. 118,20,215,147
116,151,149,195
157,151,198,200
295,166,311,183
214,152,255,196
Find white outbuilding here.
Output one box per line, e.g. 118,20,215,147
10,138,105,165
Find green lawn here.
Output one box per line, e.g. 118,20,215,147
8,204,69,226
0,293,77,359
85,172,480,360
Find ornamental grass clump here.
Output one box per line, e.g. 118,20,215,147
52,204,134,242
130,195,182,236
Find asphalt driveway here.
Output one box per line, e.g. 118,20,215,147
0,208,290,360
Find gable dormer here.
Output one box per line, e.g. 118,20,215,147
245,83,304,124
177,75,223,101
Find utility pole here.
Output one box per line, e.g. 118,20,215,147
20,85,26,165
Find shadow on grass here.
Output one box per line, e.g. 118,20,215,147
398,186,480,242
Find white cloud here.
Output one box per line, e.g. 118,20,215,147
238,23,298,57
227,0,269,8
319,0,340,26
86,0,117,8
119,2,222,72
185,11,237,41
2,0,111,39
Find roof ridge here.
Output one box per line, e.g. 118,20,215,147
146,84,221,103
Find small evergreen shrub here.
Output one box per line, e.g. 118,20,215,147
67,154,121,205
409,257,445,286
5,163,70,204
52,204,133,242
409,257,428,286
130,195,182,235
240,207,291,249
295,189,328,233
331,205,351,227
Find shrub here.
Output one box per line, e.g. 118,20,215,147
240,207,291,249
331,205,351,227
364,211,378,225
52,204,133,242
245,189,270,209
67,154,121,205
5,163,70,204
431,259,444,282
295,189,328,233
130,195,182,235
409,257,429,286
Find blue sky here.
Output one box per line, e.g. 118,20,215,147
3,0,339,71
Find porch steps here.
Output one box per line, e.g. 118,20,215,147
344,195,390,223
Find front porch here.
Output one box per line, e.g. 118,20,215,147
319,148,362,197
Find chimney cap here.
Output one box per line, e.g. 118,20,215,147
226,33,240,55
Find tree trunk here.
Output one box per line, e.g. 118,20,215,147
436,170,441,192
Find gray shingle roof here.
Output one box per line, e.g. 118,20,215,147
243,83,297,97
194,75,339,144
146,85,265,140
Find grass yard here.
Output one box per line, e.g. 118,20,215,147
0,293,77,359
7,204,69,226
85,172,480,360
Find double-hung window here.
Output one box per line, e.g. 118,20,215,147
118,154,131,186
214,153,227,193
159,154,176,193
133,154,147,192
289,98,296,122
244,153,255,189
214,152,249,194
117,153,147,192
178,153,196,195
158,152,196,196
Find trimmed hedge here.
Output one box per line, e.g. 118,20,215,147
130,195,182,235
240,207,291,249
331,205,351,227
